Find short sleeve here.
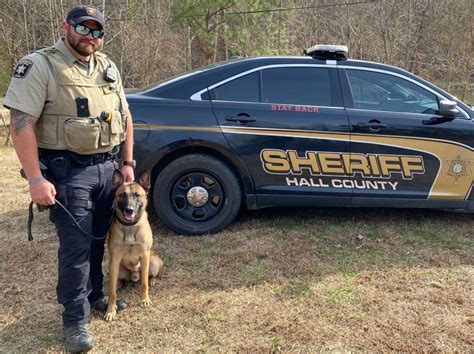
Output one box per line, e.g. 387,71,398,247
111,61,129,110
118,84,129,110
3,53,51,117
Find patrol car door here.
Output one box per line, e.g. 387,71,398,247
209,65,353,207
342,68,473,208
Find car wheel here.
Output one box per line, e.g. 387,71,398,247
153,154,241,235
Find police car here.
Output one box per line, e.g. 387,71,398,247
128,45,474,235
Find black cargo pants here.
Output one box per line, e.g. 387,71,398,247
49,159,116,327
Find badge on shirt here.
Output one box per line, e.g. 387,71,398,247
104,66,117,83
13,59,33,78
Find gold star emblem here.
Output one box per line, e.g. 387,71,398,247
86,6,96,15
444,153,471,183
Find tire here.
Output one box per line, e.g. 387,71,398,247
153,154,241,235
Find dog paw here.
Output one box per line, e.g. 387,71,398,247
149,277,157,287
104,309,117,322
141,296,152,307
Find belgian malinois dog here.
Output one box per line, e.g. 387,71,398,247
105,169,164,322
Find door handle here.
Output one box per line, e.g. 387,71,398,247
357,121,387,129
225,114,256,123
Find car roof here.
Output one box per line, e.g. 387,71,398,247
132,55,463,109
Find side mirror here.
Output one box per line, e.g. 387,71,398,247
438,99,459,117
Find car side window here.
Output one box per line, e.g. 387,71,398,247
209,72,260,102
261,67,332,106
347,69,439,114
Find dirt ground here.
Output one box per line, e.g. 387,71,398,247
0,146,473,352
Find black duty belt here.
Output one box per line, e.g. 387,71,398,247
39,147,119,167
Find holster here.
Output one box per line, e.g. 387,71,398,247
47,155,71,180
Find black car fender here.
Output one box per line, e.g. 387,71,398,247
136,139,257,209
469,186,474,211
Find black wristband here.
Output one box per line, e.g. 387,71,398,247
122,160,136,168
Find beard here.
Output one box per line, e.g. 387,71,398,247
65,29,100,57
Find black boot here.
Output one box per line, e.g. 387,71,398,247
90,296,127,312
64,323,94,353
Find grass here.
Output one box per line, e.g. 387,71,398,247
0,146,473,352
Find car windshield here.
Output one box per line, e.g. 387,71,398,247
127,58,243,94
441,88,473,107
414,77,473,107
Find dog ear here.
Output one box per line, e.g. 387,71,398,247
138,169,151,191
112,169,125,189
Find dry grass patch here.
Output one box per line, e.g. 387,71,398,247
0,146,473,352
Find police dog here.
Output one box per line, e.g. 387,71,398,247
105,169,164,322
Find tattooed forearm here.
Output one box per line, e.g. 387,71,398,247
10,108,38,135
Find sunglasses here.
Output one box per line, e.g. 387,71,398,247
72,24,104,39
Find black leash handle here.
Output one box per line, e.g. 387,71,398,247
27,199,110,241
28,201,34,241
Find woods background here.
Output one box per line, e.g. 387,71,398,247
0,0,472,102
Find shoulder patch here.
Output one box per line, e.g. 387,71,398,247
13,59,34,78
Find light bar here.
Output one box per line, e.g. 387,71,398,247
303,44,348,61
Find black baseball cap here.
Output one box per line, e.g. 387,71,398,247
66,5,105,29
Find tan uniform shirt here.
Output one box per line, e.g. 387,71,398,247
4,38,128,117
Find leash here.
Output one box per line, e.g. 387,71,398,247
27,198,111,241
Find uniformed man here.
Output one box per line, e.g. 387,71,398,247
4,5,134,352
